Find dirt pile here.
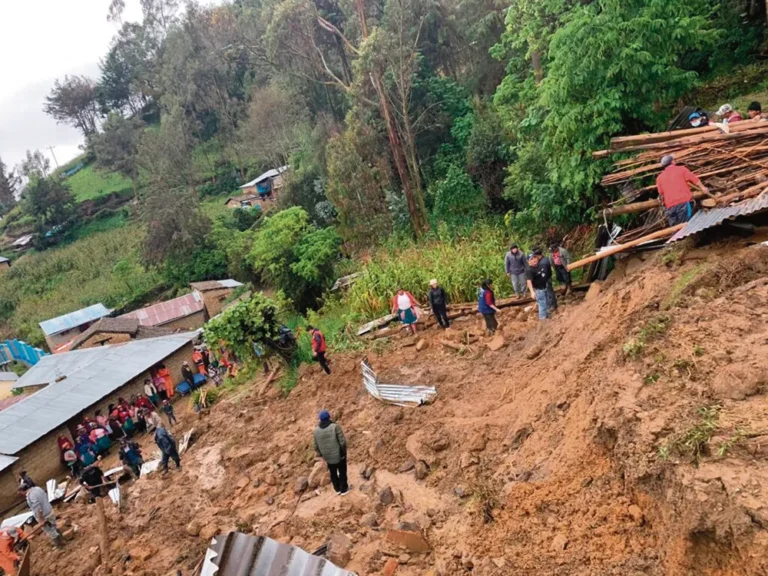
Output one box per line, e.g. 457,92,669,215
28,242,768,575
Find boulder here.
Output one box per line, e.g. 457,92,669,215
415,339,429,352
360,512,378,528
199,523,219,542
327,533,352,568
308,461,329,489
294,476,309,493
467,432,486,452
379,486,395,506
486,333,506,352
414,460,429,480
186,520,201,537
398,459,416,473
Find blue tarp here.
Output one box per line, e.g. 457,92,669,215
0,339,48,367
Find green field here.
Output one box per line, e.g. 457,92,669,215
66,165,133,202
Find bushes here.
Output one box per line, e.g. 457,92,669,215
203,293,282,361
432,165,488,228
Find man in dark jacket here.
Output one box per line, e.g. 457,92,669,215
155,426,181,473
505,244,528,298
526,247,553,320
313,410,349,495
181,362,195,388
428,279,450,328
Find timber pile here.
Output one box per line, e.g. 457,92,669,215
596,120,768,218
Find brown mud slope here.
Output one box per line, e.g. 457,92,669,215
31,243,768,576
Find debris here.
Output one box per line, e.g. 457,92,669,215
551,534,569,552
264,496,275,505
200,523,220,542
398,459,416,473
584,281,603,302
398,553,411,564
567,225,684,271
140,459,162,477
361,465,375,480
326,533,352,568
362,360,437,407
628,505,645,525
505,424,534,450
525,345,543,360
186,520,202,536
414,460,429,480
454,486,466,498
467,432,486,452
178,429,195,454
308,461,329,488
385,529,431,553
379,486,395,506
294,476,309,493
415,339,429,351
108,486,121,507
429,437,450,452
383,557,399,576
0,512,33,529
360,513,378,528
486,333,506,351
460,453,478,469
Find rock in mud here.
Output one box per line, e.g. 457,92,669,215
525,345,543,360
454,486,466,498
264,496,275,505
628,504,645,525
398,553,411,564
236,476,249,489
486,333,506,351
429,436,450,452
294,476,309,493
380,486,395,505
360,512,378,528
416,339,429,351
386,529,431,552
360,482,376,497
361,465,375,480
398,459,416,473
369,439,386,458
460,453,478,469
551,534,569,552
383,557,399,576
414,460,429,480
308,461,329,488
278,453,291,467
199,523,219,542
327,533,352,568
584,281,602,302
467,432,487,452
504,424,533,451
186,520,201,537
710,364,766,400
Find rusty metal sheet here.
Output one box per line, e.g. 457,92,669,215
668,195,768,242
362,360,437,407
120,292,204,326
201,532,357,576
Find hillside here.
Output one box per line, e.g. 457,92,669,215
26,239,768,575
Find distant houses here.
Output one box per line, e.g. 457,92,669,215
119,292,207,331
225,165,288,210
39,303,113,353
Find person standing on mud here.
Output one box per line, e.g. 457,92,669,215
505,244,528,298
527,248,552,320
155,426,181,474
18,483,63,548
392,288,420,336
549,244,572,296
428,279,450,329
313,410,349,495
308,325,331,375
477,278,501,335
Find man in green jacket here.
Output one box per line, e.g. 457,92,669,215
313,410,349,495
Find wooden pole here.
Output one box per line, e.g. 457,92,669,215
566,224,685,271
602,191,710,217
95,497,109,567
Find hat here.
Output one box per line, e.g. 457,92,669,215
429,279,438,286
531,246,543,256
510,243,518,250
748,101,762,112
716,104,733,116
319,410,331,421
660,154,674,168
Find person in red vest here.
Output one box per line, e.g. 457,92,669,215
308,325,331,374
655,155,715,226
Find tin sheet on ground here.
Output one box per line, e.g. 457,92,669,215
362,360,436,407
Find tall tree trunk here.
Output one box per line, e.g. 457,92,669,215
531,50,543,84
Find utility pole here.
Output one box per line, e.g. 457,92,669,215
47,146,59,169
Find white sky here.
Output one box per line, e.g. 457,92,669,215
0,1,144,169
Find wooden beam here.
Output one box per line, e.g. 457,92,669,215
602,191,711,217
566,225,685,271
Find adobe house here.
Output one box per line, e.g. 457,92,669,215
120,292,206,331
39,303,112,354
190,279,244,319
225,165,289,209
68,317,177,351
0,332,198,510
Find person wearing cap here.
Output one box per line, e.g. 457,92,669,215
526,247,553,320
428,279,450,329
687,110,709,128
313,410,349,495
549,244,572,296
655,155,714,226
0,525,27,574
308,325,331,374
716,104,742,124
18,482,63,547
505,243,528,298
747,101,763,121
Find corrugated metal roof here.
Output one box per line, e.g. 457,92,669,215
362,360,437,407
120,293,204,327
201,532,356,576
668,195,768,242
239,166,289,189
0,372,18,382
190,279,243,291
0,332,198,454
39,304,112,336
0,256,9,263
0,454,18,474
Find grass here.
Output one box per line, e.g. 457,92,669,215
658,405,721,465
623,314,671,359
663,264,709,309
66,165,133,202
70,210,129,240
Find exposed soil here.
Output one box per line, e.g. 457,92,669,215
26,242,768,576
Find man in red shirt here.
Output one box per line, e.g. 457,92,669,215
308,325,331,374
655,155,714,225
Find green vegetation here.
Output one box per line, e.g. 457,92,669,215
658,405,721,464
66,165,132,202
623,314,671,360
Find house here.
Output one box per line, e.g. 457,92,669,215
39,303,113,354
190,279,244,318
0,372,18,399
0,256,9,271
0,332,198,509
119,292,206,330
11,235,33,251
68,317,177,351
225,166,289,209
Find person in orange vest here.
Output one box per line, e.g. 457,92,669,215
0,526,27,574
308,325,331,374
191,348,206,375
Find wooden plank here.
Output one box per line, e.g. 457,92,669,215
566,225,685,271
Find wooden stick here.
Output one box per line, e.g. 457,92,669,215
95,497,109,566
566,224,685,271
603,191,711,217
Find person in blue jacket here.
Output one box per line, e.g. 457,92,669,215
477,278,501,335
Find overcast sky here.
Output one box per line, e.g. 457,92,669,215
0,1,144,170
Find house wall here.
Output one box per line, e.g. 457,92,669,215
0,381,17,399
75,332,132,351
0,341,196,511
198,288,233,319
226,199,241,209
159,310,206,331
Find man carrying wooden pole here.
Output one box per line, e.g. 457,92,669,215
656,154,716,225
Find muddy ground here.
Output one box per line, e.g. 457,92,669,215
26,241,768,576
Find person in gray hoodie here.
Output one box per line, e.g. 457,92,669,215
313,410,348,495
505,243,528,297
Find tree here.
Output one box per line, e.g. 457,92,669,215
43,75,100,137
18,150,51,180
0,158,19,213
24,177,78,248
142,186,211,264
136,108,197,192
91,113,145,181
